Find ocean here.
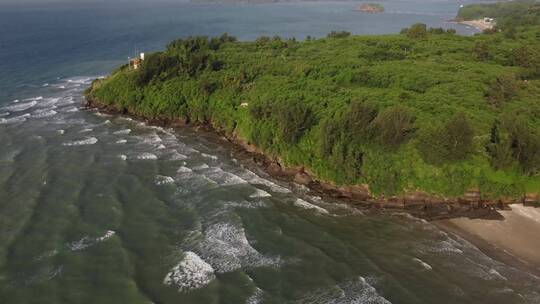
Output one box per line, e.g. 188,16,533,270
1,0,539,303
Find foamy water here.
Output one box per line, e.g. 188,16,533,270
1,75,539,303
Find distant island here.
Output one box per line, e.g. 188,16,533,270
355,3,385,13
85,1,540,214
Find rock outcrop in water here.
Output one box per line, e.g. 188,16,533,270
355,3,385,13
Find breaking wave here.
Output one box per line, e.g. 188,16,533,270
62,137,98,146
163,251,216,292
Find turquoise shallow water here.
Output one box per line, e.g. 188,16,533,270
1,1,540,303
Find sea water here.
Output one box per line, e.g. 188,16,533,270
1,1,539,303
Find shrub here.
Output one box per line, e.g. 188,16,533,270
406,23,428,39
373,105,416,147
418,112,474,164
486,73,518,106
276,101,315,144
327,31,351,38
473,41,492,61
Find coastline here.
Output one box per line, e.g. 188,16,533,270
83,90,538,221
451,18,495,31
436,206,540,277
84,90,540,279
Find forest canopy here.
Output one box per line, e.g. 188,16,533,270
87,2,540,198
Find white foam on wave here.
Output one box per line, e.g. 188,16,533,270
192,164,209,171
169,151,188,161
118,154,127,160
113,129,131,135
246,287,264,304
142,133,163,145
163,251,215,292
79,128,93,133
62,137,98,146
0,112,9,117
4,100,37,112
250,189,271,198
56,129,65,135
242,170,291,193
158,144,167,149
63,106,79,113
488,268,507,281
201,153,218,160
116,139,127,144
193,222,281,273
297,276,392,304
412,258,432,271
155,175,175,185
204,167,248,186
511,204,540,224
0,113,31,124
66,230,115,252
32,109,58,118
37,97,60,108
177,166,193,173
136,152,158,160
294,198,329,215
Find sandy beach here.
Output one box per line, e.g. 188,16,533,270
437,205,540,276
458,19,495,31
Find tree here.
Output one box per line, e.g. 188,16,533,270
373,106,416,147
406,23,428,39
473,41,491,61
444,112,474,161
418,112,475,164
486,73,518,106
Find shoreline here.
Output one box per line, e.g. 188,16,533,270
436,209,540,277
84,92,540,278
83,91,538,221
449,18,495,32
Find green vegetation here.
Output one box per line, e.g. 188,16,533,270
87,2,540,199
457,0,540,29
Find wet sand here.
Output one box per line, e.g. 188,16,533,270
437,205,540,277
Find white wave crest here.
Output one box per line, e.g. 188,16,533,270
115,139,127,144
56,129,65,135
297,276,392,304
136,152,158,160
4,100,37,112
66,230,115,251
0,113,30,124
62,137,98,146
242,170,291,193
163,251,215,292
204,168,248,186
201,153,218,160
177,166,193,173
412,258,432,270
113,129,131,135
32,109,58,118
294,199,329,215
79,128,93,133
192,164,209,170
118,155,127,160
169,151,188,161
0,112,9,117
194,223,281,273
155,175,175,185
250,189,271,198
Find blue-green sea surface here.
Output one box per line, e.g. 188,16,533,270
1,1,539,303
